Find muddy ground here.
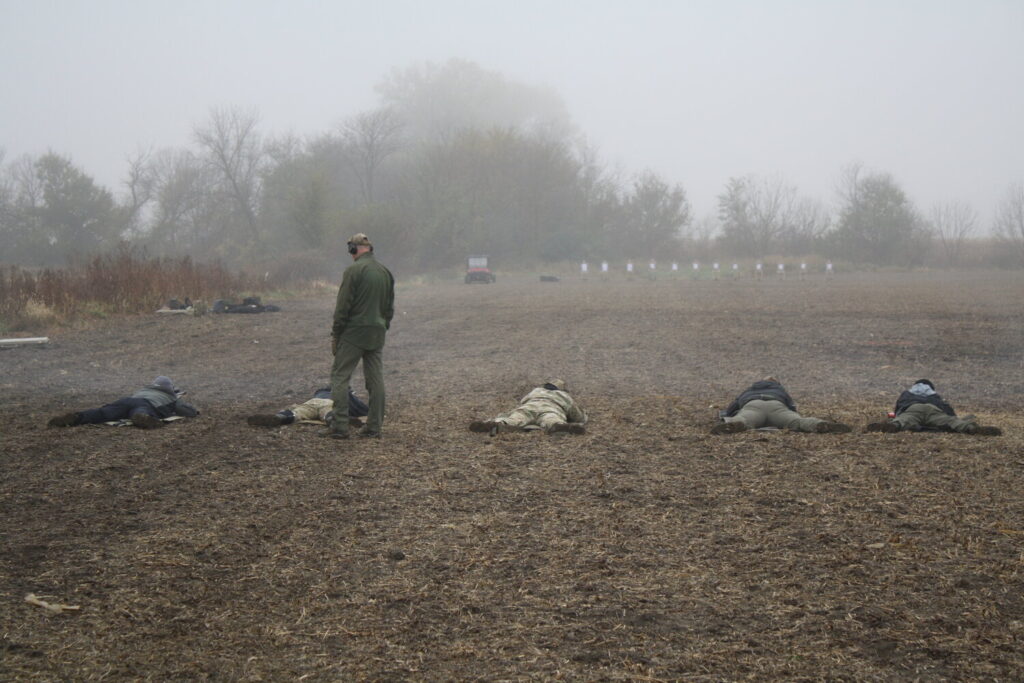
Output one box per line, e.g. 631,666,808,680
2,270,1023,680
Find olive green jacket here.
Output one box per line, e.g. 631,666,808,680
332,252,395,351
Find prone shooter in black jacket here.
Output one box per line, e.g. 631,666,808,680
711,377,851,434
866,379,1001,435
47,376,199,429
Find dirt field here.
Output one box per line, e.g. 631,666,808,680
2,270,1024,680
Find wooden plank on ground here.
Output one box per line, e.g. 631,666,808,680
0,337,50,347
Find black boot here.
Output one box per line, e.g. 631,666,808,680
815,422,852,434
247,414,286,427
970,425,1002,436
711,421,748,435
48,412,81,428
548,423,586,435
131,414,164,429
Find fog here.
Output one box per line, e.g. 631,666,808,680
1,0,1022,233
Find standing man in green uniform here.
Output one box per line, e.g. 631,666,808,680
328,233,395,439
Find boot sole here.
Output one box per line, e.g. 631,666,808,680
711,422,748,435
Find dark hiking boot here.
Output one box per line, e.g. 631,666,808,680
131,413,164,430
711,422,748,435
469,420,501,433
356,428,382,439
548,423,586,435
247,414,286,427
48,412,81,428
324,429,349,439
815,421,852,434
970,425,1002,436
866,421,901,433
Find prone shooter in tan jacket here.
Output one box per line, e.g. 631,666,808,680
469,379,587,436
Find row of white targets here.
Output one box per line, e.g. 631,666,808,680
579,261,834,273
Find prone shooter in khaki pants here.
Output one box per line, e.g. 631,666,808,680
711,377,851,435
865,379,1001,435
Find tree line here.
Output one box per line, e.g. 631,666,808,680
2,59,1023,275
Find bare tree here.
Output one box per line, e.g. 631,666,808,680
783,197,831,254
930,201,976,267
689,214,719,260
718,174,798,256
571,138,624,256
0,149,10,210
121,148,155,239
992,182,1024,266
263,132,302,166
748,175,797,252
0,151,13,254
148,149,218,253
193,107,264,242
9,154,42,209
340,107,403,204
834,161,863,210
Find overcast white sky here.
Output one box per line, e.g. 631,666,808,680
2,0,1022,226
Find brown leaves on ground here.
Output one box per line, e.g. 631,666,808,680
2,271,1023,680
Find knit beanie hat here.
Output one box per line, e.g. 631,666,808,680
153,376,176,393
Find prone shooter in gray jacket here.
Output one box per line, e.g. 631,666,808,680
711,377,851,434
48,376,199,429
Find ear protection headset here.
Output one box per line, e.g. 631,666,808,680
347,242,358,255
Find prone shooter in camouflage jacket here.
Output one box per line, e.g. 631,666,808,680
469,380,587,435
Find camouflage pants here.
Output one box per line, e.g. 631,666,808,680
893,403,976,432
495,405,566,431
724,399,824,432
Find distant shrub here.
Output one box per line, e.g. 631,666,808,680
0,244,259,331
251,249,343,289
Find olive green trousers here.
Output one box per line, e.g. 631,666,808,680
724,399,824,432
893,403,975,432
329,340,384,435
